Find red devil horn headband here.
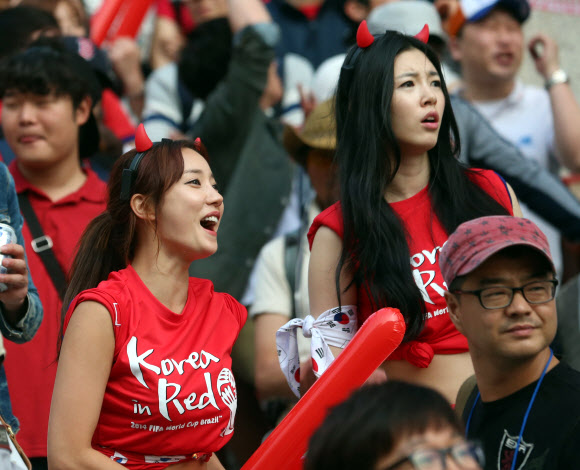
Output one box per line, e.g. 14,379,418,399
356,20,374,48
356,21,429,50
414,24,429,44
135,123,153,152
120,124,154,201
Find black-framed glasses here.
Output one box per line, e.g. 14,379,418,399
452,279,558,310
382,441,484,470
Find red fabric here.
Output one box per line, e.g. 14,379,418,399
299,4,323,20
63,266,247,461
102,89,136,142
4,163,107,457
156,0,196,35
307,169,513,367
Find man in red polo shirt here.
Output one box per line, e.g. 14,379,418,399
0,38,107,470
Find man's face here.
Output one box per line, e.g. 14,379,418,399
446,249,557,364
1,90,90,171
450,8,524,85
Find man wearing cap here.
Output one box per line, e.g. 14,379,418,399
447,0,580,277
440,216,580,469
0,38,107,469
251,98,337,414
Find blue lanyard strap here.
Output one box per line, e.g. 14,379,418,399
465,349,554,470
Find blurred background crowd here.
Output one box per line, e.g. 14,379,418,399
0,0,580,469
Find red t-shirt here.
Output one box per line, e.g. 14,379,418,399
307,169,513,367
4,163,107,457
63,266,247,460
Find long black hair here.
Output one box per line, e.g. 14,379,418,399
335,31,510,341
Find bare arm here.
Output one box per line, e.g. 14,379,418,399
228,0,272,33
149,16,185,70
307,227,387,389
254,313,298,399
506,183,524,217
207,455,226,470
308,227,357,359
48,301,122,470
529,34,580,172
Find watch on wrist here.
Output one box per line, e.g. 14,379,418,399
545,69,569,90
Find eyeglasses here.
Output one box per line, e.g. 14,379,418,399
452,279,558,310
382,441,485,470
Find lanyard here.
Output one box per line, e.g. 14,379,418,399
465,349,553,470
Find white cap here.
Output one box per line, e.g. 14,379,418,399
367,0,447,43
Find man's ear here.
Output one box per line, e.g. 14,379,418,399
130,194,155,222
343,0,369,23
445,291,465,334
74,95,93,126
448,34,463,62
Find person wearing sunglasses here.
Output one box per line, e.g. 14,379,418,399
441,215,580,470
305,380,484,470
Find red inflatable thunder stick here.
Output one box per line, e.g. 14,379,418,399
242,308,406,470
91,0,155,47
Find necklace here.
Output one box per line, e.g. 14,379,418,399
465,349,553,470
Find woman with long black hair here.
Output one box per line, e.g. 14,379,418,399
306,22,522,403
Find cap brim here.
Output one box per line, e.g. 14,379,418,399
456,240,555,279
282,124,308,167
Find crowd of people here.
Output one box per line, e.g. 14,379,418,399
0,0,579,469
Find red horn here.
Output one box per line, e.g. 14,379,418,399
356,20,374,48
414,24,429,44
194,137,202,145
135,123,153,152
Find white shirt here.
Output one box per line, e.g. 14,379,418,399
249,201,321,363
470,81,562,275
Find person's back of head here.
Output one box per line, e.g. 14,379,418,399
0,6,60,60
305,380,483,470
0,36,102,160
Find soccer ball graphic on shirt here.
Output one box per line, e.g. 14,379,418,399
217,368,237,436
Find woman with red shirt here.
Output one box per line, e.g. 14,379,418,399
306,23,523,403
48,126,245,469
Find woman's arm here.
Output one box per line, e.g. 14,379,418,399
506,183,524,217
207,453,226,470
308,226,358,359
254,313,299,399
48,301,123,470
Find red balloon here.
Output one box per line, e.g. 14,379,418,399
109,0,155,42
90,0,154,46
90,0,124,46
241,308,406,470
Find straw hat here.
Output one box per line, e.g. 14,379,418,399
282,98,336,166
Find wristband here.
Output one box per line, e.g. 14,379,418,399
275,306,357,397
545,69,569,90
